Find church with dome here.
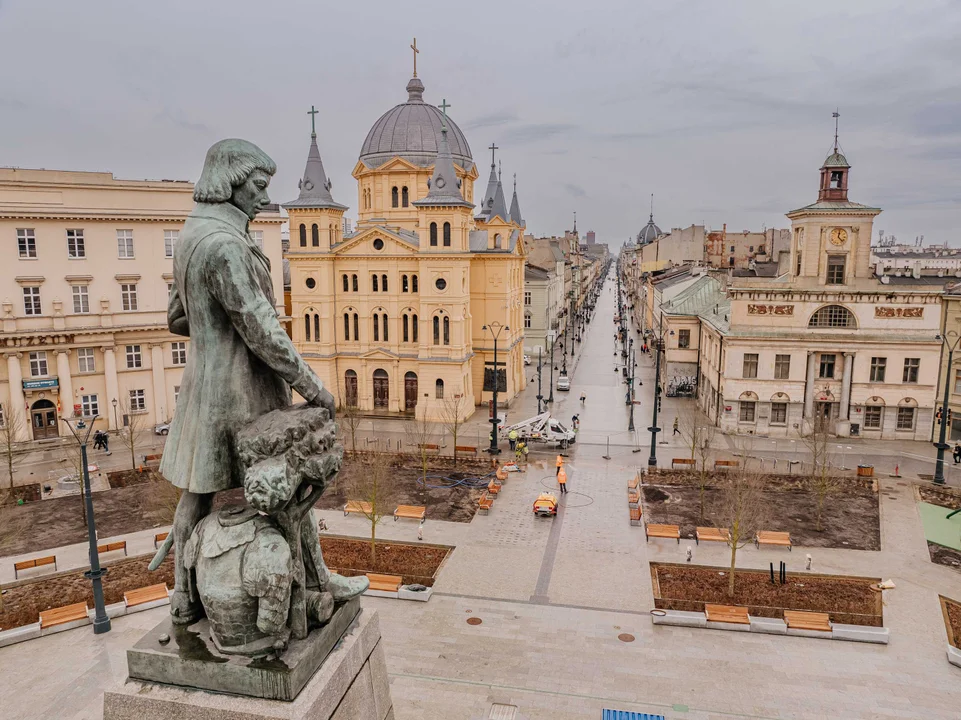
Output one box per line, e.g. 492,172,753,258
285,67,527,421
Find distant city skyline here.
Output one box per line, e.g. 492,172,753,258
0,0,958,247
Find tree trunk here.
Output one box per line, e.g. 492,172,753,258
728,542,738,596
370,519,377,565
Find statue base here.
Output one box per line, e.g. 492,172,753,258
105,601,393,718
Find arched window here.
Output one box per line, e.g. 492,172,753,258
808,305,856,328
430,222,438,246
352,274,358,292
372,274,378,292
402,274,409,292
305,314,311,341
412,314,418,343
382,274,388,292
382,313,389,342
403,314,409,343
443,316,450,345
435,379,445,399
373,313,380,342
344,369,358,407
299,223,307,247
353,313,359,340
391,186,399,208
412,275,418,293
402,186,409,207
443,222,451,247
314,314,320,341
343,312,350,340
494,233,502,249
433,315,440,344
342,274,349,292
311,224,319,247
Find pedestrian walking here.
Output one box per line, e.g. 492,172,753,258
93,431,103,450
101,432,110,454
673,417,680,435
954,443,961,465
557,466,568,494
579,392,586,404
556,453,565,476
508,429,518,452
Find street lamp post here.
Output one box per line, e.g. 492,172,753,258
548,330,556,403
628,344,636,433
483,322,509,455
111,397,119,432
61,414,111,634
648,336,664,467
536,347,544,414
934,331,961,485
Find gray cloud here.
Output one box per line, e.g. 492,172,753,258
564,183,587,198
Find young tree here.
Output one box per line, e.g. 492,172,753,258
803,414,840,532
58,438,88,524
440,393,468,467
405,415,437,484
714,447,766,596
117,396,148,471
679,411,717,523
346,452,397,564
0,409,27,489
338,390,363,454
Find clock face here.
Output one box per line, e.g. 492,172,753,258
830,227,848,245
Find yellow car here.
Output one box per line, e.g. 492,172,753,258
533,492,558,517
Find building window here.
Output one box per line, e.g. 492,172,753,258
126,344,143,369
22,286,42,316
403,314,410,342
830,170,844,188
443,316,450,345
728,256,734,267
382,274,388,292
372,274,378,292
443,222,451,247
870,357,887,382
29,351,48,377
382,314,389,342
77,348,96,373
896,406,916,431
955,368,961,394
433,316,440,345
164,230,179,258
795,251,802,276
524,291,531,306
771,402,787,425
17,229,36,258
81,394,99,417
299,224,307,247
171,341,187,365
343,274,349,292
67,229,85,258
250,230,263,250
352,274,358,292
494,234,502,249
678,329,691,349
826,255,846,285
808,305,855,328
121,283,139,311
174,385,181,404
524,313,532,329
168,283,174,301
774,354,790,379
412,314,418,343
430,222,438,246
314,314,320,341
402,187,409,207
435,379,444,399
344,313,350,340
402,275,409,292
729,245,735,253
117,229,134,258
72,285,90,314
412,275,418,293
864,405,882,429
819,353,836,379
353,313,359,341
739,401,756,422
311,224,319,247
742,353,758,379
129,389,146,413
903,358,919,383
391,186,399,208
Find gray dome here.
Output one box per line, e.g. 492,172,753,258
637,214,662,244
359,77,473,170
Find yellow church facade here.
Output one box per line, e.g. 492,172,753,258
286,74,526,422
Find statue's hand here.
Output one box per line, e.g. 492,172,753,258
309,387,336,421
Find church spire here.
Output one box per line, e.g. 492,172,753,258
509,173,525,227
413,99,472,208
283,107,347,210
479,142,499,217
488,165,510,222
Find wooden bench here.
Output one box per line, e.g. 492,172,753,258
629,506,642,526
393,505,426,522
344,500,373,516
705,603,750,625
645,523,680,543
455,445,478,455
628,488,640,505
477,492,494,514
755,530,792,551
366,573,403,593
714,460,739,470
672,458,696,469
39,602,88,629
783,610,831,632
13,555,57,579
416,443,440,453
154,532,169,549
124,583,169,608
627,474,640,490
488,479,502,495
695,527,730,545
97,540,128,556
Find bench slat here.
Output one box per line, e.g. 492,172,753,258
124,583,169,607
366,573,402,592
756,531,792,549
645,523,680,543
784,610,831,632
695,527,730,544
394,505,426,521
705,604,750,624
344,501,373,516
40,602,88,628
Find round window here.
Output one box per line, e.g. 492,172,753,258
435,277,447,291
305,277,316,290
373,238,384,251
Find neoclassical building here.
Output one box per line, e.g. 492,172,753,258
285,73,526,421
695,142,942,440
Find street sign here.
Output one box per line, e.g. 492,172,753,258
23,378,59,390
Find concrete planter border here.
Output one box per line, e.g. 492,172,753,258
938,595,961,670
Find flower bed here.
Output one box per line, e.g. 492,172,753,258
320,535,452,587
651,562,883,627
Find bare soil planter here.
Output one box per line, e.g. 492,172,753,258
320,534,453,587
940,595,961,649
651,562,883,627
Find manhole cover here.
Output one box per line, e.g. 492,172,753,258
617,633,635,642
467,617,483,626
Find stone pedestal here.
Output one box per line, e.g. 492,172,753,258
103,607,393,720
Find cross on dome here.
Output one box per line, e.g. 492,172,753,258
410,38,420,77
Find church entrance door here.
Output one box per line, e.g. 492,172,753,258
373,369,389,410
404,372,418,413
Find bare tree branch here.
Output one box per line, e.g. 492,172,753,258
345,452,398,564
0,409,27,490
803,414,841,532
713,439,766,596
439,393,468,467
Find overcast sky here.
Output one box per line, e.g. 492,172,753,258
1,0,959,248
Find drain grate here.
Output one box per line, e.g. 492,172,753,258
489,703,517,720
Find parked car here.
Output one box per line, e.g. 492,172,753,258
556,375,571,391
154,422,171,436
523,355,532,366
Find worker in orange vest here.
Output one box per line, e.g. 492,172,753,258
557,466,568,494
555,453,564,476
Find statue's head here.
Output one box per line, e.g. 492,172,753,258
194,139,277,220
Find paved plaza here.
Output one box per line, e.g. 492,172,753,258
2,276,961,719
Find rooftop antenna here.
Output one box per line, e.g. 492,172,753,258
649,193,654,221
832,109,840,154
